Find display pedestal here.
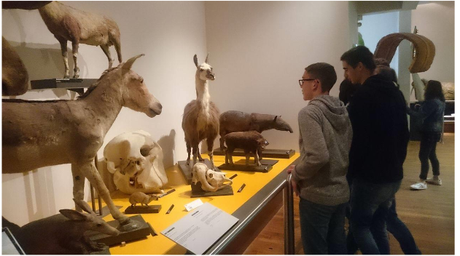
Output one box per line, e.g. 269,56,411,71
190,182,234,198
213,148,295,159
124,205,162,214
218,159,278,173
30,78,98,95
88,215,155,247
177,159,219,184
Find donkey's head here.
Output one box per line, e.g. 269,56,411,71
121,54,162,118
194,54,215,81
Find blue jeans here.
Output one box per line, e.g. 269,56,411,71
299,198,347,254
349,178,401,254
387,199,421,254
419,132,441,180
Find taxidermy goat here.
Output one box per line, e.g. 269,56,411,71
191,163,232,192
38,1,122,78
102,130,168,195
219,110,293,150
2,54,162,227
12,199,119,254
224,131,269,166
182,54,219,168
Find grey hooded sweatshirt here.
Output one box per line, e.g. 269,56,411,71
292,95,353,206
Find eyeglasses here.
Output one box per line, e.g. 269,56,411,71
299,78,315,86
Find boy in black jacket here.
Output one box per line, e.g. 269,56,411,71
341,46,409,254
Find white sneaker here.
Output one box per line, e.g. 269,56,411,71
410,181,427,190
426,177,442,186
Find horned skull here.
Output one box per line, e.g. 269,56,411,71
191,162,232,192
103,130,168,194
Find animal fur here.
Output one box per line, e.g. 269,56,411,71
2,54,161,226
2,37,29,96
219,110,293,150
182,54,219,168
224,131,269,166
38,1,122,78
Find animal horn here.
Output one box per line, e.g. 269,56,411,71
205,53,209,63
193,54,198,68
123,54,145,72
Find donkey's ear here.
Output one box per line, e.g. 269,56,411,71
123,54,145,72
205,53,209,63
73,198,93,214
193,54,199,68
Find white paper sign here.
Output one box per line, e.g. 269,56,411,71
184,199,204,212
161,202,239,255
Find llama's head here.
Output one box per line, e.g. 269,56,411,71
194,54,215,81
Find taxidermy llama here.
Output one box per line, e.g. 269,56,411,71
38,1,122,78
2,54,162,226
182,54,219,168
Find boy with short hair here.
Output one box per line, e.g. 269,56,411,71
288,62,352,254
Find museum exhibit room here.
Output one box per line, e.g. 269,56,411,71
2,1,454,254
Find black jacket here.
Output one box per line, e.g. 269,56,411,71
347,74,409,184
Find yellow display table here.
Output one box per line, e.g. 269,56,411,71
105,153,299,254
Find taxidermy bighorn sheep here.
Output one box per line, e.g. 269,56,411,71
38,1,122,78
182,54,219,168
2,54,162,228
12,199,119,254
219,110,293,150
224,131,269,166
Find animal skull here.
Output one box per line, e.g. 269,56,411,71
103,130,168,194
191,163,232,192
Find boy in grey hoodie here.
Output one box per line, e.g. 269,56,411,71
288,62,352,254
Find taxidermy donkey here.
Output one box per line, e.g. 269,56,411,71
2,54,162,228
182,54,220,168
38,1,122,78
11,199,119,254
219,110,293,150
2,37,29,96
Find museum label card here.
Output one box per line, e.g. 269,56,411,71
161,202,239,254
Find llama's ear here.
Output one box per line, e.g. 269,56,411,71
193,54,199,68
205,53,209,63
123,54,145,72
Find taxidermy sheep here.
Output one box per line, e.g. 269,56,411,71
38,1,122,78
182,54,219,168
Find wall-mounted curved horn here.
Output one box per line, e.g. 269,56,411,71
374,33,435,73
122,54,145,72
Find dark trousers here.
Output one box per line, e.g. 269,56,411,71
299,198,347,254
419,132,441,180
386,199,421,254
349,179,401,254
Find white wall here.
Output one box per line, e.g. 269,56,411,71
205,1,351,151
2,1,207,226
359,11,400,72
3,1,353,226
411,1,455,83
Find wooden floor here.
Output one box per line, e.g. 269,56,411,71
244,133,455,254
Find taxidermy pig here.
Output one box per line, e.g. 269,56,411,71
129,192,158,207
224,131,269,166
219,110,293,150
12,199,119,254
103,130,168,194
191,163,232,192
